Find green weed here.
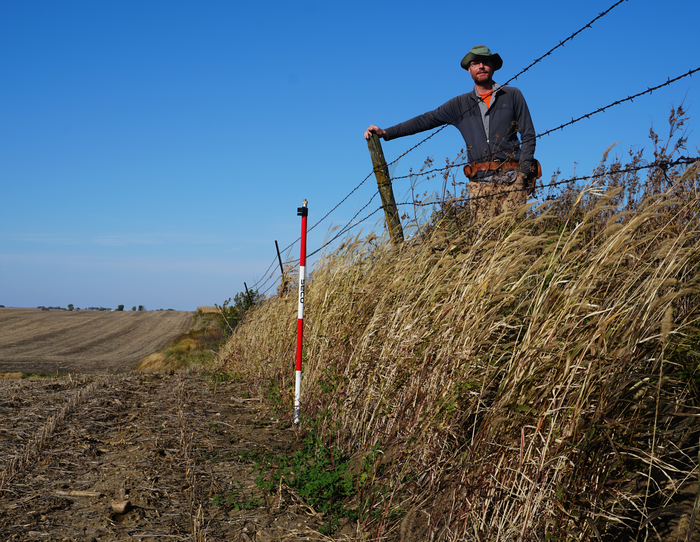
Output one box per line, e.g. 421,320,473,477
211,484,262,510
254,429,357,533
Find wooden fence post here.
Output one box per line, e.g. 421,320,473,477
275,240,287,297
244,282,253,305
367,134,404,246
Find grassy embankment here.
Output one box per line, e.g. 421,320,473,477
133,309,223,371
216,111,700,540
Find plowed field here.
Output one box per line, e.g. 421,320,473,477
0,308,195,374
0,373,354,541
0,308,361,541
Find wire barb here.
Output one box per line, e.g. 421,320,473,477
247,2,699,297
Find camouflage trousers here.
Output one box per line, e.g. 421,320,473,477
468,170,535,222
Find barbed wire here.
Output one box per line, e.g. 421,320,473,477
307,191,382,259
251,154,698,302
387,66,700,184
247,1,698,297
250,191,385,294
260,278,280,298
250,266,281,294
296,155,700,264
538,67,700,139
260,0,630,277
249,258,281,290
251,67,699,293
405,155,700,208
282,191,384,268
509,0,628,84
382,0,629,169
249,165,376,291
307,172,375,236
250,187,382,291
253,154,699,295
304,0,631,255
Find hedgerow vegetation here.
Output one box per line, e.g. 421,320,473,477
217,109,700,541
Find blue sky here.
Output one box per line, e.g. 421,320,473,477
2,0,698,311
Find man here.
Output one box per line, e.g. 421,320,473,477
364,45,539,221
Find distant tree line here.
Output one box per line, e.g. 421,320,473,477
44,304,148,312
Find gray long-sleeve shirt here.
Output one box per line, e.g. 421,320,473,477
384,84,536,176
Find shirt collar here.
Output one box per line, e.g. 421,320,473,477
472,82,502,97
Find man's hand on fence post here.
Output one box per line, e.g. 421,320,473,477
364,125,386,140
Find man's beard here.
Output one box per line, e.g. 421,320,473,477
472,71,493,85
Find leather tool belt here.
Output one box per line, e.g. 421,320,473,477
463,159,542,180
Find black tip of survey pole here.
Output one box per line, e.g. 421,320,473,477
297,199,308,217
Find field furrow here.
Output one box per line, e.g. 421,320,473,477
0,373,338,541
0,308,195,373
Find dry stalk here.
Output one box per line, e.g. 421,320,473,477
0,376,115,491
222,140,700,540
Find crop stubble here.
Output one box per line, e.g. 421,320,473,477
0,310,361,540
0,373,346,541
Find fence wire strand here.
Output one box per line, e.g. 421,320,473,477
254,0,630,279
383,0,629,169
258,152,700,293
388,66,700,184
300,155,699,261
248,2,700,297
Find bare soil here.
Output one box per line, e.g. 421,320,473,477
0,309,360,541
0,372,360,541
0,308,196,374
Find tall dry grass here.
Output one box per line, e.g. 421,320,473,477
218,113,700,541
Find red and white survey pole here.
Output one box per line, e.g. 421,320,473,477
294,199,308,425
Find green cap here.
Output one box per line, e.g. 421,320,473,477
460,45,503,71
